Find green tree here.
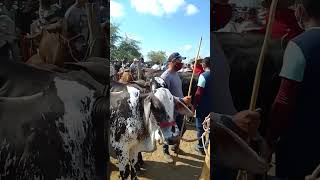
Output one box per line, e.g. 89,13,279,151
110,23,142,61
114,37,142,61
147,50,167,64
110,23,122,60
110,23,121,47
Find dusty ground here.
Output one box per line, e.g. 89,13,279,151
109,124,206,180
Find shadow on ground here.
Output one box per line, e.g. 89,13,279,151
110,127,205,180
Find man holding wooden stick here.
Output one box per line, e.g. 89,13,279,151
160,52,192,163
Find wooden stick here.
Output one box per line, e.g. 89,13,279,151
249,0,279,111
188,37,203,96
237,0,279,179
174,37,202,162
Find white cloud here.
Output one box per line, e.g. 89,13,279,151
130,0,186,16
110,0,124,18
181,44,193,51
185,4,199,16
178,44,193,55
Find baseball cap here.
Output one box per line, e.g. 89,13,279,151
167,52,186,62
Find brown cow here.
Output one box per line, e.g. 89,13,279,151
119,70,134,83
26,30,70,67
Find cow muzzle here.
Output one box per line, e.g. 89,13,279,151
157,121,181,145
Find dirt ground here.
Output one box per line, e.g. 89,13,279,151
109,124,206,180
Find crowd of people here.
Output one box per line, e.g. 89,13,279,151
213,0,303,40
113,52,212,159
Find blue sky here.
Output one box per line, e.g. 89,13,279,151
110,0,210,63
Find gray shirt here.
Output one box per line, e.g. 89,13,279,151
160,69,184,98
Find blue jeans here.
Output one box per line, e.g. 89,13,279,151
195,116,206,148
163,115,184,154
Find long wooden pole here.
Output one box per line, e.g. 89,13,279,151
249,0,279,111
174,37,202,162
237,0,279,180
188,37,203,96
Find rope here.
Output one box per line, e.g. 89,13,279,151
180,116,210,142
306,164,320,180
201,115,210,155
60,34,95,62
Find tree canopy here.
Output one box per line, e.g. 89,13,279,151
147,50,167,65
110,23,142,61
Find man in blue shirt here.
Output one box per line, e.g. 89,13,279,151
193,57,212,154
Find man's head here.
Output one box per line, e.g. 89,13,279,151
139,57,144,63
167,52,186,72
133,58,139,64
295,0,320,29
193,58,202,65
201,57,211,70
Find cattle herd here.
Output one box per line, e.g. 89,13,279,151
0,32,287,180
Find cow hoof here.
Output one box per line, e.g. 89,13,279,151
163,153,174,163
131,177,139,180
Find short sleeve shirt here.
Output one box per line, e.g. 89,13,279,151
279,41,306,82
160,70,184,98
197,74,207,88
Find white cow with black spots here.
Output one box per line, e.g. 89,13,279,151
110,79,193,180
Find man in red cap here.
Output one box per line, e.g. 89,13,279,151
191,58,205,75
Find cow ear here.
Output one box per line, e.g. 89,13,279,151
143,97,151,117
142,95,152,126
174,97,193,117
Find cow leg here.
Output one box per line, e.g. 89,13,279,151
130,149,140,180
116,149,130,180
119,164,130,180
138,152,144,166
134,152,144,171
